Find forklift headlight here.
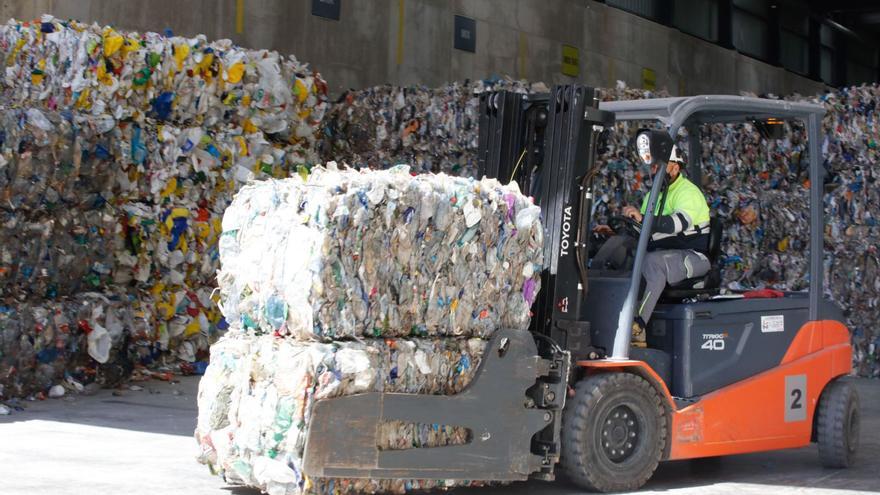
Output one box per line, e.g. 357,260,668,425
633,129,674,166
636,132,652,165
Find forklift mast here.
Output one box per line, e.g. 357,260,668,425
478,85,615,359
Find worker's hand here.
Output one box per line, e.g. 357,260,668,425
592,224,614,236
622,206,643,223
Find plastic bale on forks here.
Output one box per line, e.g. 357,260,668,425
216,163,544,340
197,161,545,493
195,329,491,495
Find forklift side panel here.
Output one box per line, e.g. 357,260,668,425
650,296,811,398
666,320,851,459
576,320,850,461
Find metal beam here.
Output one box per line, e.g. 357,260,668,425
718,0,734,49
833,29,848,86
808,16,822,80
808,112,823,320
768,5,782,66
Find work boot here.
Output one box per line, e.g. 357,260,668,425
631,318,647,348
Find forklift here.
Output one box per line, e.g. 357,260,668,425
301,86,859,492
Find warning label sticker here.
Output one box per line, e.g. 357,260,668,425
761,315,785,333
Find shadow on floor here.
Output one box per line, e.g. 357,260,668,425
2,373,877,494
0,374,202,436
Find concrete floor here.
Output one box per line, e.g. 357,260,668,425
0,377,877,495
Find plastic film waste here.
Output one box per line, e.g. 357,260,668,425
217,164,544,340
0,15,328,400
195,330,488,495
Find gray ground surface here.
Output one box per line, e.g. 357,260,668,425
0,376,877,495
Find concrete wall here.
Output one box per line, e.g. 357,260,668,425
0,0,827,97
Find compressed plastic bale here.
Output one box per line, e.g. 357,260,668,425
0,14,331,398
0,16,328,137
320,79,547,177
217,164,544,340
0,290,145,399
0,98,326,396
195,330,488,495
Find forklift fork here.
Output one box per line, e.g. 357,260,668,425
302,329,570,481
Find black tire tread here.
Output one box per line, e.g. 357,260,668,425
561,372,667,492
816,378,859,468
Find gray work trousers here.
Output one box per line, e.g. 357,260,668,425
638,249,711,323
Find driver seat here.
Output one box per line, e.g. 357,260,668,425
661,216,723,300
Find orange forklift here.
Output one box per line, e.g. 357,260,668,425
301,86,859,492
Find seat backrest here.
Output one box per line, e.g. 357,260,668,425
707,216,723,262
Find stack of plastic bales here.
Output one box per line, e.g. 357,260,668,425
320,80,879,377
815,86,880,377
691,87,880,377
0,15,328,400
320,79,549,177
195,164,543,494
568,84,880,377
0,15,327,136
320,79,661,179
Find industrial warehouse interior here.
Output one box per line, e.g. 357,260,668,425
0,1,878,494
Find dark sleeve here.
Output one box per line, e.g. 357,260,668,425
653,210,691,235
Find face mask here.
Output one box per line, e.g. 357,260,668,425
662,173,673,190
650,165,674,190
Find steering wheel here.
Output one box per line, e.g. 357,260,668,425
607,215,643,238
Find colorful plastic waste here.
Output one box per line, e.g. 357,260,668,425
320,79,547,178
201,162,539,493
0,15,328,137
323,80,879,377
0,290,143,398
0,15,328,401
195,330,487,495
217,163,543,340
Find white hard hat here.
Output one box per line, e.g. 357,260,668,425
669,144,685,164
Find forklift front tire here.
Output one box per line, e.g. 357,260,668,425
562,372,666,492
816,378,860,468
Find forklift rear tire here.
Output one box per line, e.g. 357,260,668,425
816,378,860,468
562,372,666,492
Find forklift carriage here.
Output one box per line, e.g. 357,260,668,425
301,87,859,492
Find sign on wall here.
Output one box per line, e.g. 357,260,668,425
562,44,579,77
642,67,656,90
454,15,476,52
312,0,341,20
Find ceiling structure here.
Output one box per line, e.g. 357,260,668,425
806,0,880,43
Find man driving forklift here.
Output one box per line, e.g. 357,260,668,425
592,143,711,345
